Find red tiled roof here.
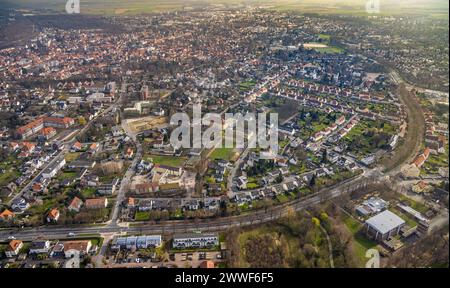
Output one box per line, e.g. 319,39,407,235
0,209,15,219
199,261,215,268
63,240,91,252
69,197,83,210
9,239,23,251
85,198,107,208
41,127,56,136
48,208,60,219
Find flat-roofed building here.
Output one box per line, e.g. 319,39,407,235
42,157,66,179
365,210,405,241
172,233,219,249
111,235,162,251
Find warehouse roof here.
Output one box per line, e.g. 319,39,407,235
365,210,405,235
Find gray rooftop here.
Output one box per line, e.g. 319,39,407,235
173,233,218,240
365,210,405,235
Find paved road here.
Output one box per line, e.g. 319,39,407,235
109,146,141,226
108,82,139,227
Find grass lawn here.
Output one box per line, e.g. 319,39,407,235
246,177,261,190
88,237,103,248
0,244,6,255
247,183,260,189
57,171,77,181
239,80,256,91
28,198,59,216
391,208,418,228
344,119,396,158
0,169,19,188
64,152,80,162
99,173,122,183
398,195,429,214
276,194,289,203
210,148,237,162
422,146,449,174
81,187,97,199
279,139,290,150
171,208,184,219
342,215,377,267
289,163,308,175
318,34,331,42
314,46,344,54
298,187,312,196
135,211,150,221
342,214,361,234
147,155,186,167
19,242,31,254
297,109,343,140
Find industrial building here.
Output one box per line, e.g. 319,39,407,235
364,210,406,241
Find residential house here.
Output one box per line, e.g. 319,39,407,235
50,243,65,258
111,235,162,251
5,240,23,258
68,197,83,212
127,197,136,208
47,208,60,223
63,240,92,258
0,209,15,221
39,127,57,140
11,197,29,213
199,261,215,268
236,176,248,190
172,233,219,249
85,198,108,209
134,182,160,194
126,148,134,159
71,142,83,152
411,148,431,168
412,181,433,194
184,200,200,210
42,157,66,179
97,182,118,196
29,240,51,254
89,143,100,154
68,160,96,170
283,181,299,192
336,115,346,125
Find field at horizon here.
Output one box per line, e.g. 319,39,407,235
0,0,448,17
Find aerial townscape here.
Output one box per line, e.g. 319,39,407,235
0,0,448,269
